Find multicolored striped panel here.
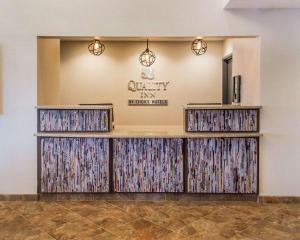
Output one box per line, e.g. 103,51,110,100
40,137,109,192
186,109,258,132
188,138,258,193
113,138,184,192
39,109,109,132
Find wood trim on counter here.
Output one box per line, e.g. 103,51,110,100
1,194,299,203
37,193,258,202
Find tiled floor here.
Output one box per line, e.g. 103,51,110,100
0,201,299,240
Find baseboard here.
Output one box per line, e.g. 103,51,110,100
259,196,300,203
2,194,298,203
0,194,38,201
38,193,258,202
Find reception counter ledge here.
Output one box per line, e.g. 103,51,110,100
37,105,260,197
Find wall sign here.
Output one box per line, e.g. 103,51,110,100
128,67,169,106
128,99,168,106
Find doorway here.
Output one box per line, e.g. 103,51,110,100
223,54,233,104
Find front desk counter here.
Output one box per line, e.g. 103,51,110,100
36,105,261,201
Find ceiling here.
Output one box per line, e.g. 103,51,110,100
38,36,257,42
224,0,300,9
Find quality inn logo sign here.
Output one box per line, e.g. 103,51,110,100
127,67,169,105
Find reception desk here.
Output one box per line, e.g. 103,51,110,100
36,105,261,199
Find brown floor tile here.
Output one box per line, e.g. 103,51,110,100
176,217,232,239
107,201,160,218
128,218,173,239
0,213,55,240
227,202,280,218
264,210,300,234
229,233,260,240
0,201,299,240
50,221,115,240
158,231,186,240
58,201,114,214
203,207,254,235
176,207,261,239
276,203,300,218
6,201,66,218
238,220,298,240
143,208,199,231
109,218,174,240
87,206,137,225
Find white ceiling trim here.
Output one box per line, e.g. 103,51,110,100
224,0,300,9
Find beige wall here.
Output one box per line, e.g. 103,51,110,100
223,38,260,105
60,41,223,125
37,38,60,105
0,47,2,114
0,0,300,196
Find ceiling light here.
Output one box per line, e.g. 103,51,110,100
139,39,156,67
191,39,207,55
88,39,105,56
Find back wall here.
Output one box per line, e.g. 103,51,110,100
60,41,223,125
0,0,299,196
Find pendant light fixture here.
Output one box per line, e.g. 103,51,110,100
139,39,156,67
191,38,207,55
88,39,105,56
